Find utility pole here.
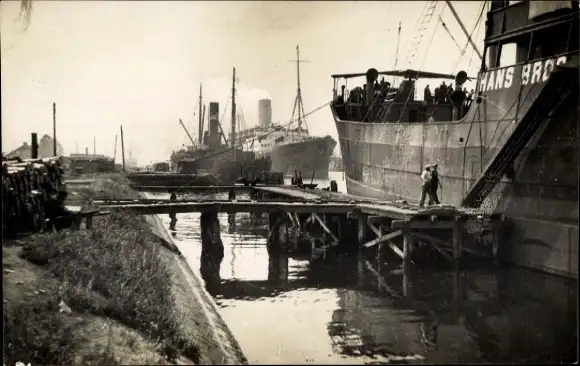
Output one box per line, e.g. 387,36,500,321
52,102,57,156
93,136,96,155
198,83,203,144
120,126,126,172
287,45,310,134
231,67,237,160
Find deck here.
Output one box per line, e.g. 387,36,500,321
94,184,503,265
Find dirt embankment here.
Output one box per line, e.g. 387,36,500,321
3,174,245,365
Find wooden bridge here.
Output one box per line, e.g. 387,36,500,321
88,184,504,265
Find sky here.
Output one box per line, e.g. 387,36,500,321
1,0,484,165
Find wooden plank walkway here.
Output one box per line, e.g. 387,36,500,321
89,183,504,265
98,200,358,215
254,186,323,201
129,185,255,193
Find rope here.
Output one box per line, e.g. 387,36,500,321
449,2,486,75
171,101,332,192
395,3,445,123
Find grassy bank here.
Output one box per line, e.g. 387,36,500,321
3,175,199,365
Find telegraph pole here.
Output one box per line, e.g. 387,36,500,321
120,126,126,172
52,102,57,156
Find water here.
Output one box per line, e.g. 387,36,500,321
149,172,577,364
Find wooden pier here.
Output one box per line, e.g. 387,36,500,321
93,184,504,265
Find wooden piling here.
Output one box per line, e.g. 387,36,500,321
199,212,224,295
268,253,289,282
357,216,370,245
377,223,385,263
403,229,414,266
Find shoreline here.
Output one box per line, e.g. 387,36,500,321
142,197,248,365
3,174,246,365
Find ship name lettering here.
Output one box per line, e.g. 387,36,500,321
479,55,567,91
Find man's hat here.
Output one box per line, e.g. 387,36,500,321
432,163,438,168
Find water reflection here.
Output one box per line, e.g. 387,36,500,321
147,178,576,365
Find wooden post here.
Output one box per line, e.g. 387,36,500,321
268,252,289,283
31,133,38,159
402,267,409,297
267,212,281,254
377,223,385,264
199,212,224,295
357,216,369,246
403,229,414,266
52,102,57,156
120,125,126,172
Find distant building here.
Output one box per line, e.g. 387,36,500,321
4,134,64,159
63,153,116,175
126,157,138,171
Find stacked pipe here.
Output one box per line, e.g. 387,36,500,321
2,155,67,237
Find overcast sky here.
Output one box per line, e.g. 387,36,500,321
1,0,483,164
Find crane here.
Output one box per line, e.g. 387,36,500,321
178,118,197,148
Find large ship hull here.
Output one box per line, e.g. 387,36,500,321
270,135,337,179
332,53,578,279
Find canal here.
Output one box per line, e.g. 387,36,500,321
149,172,577,364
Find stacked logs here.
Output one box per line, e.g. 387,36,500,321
2,155,67,237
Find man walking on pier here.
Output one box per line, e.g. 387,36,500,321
419,165,434,208
429,163,441,205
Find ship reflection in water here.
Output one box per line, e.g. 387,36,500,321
150,184,576,365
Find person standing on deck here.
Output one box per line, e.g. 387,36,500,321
429,163,441,205
169,192,177,230
419,165,434,208
424,85,433,104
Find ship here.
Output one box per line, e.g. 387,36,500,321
330,1,578,278
169,67,272,185
233,46,336,180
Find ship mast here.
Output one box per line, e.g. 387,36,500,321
288,45,310,137
231,67,237,160
198,83,203,144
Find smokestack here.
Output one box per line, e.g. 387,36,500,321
85,147,89,155
258,99,272,128
53,102,57,156
208,102,220,149
31,133,38,159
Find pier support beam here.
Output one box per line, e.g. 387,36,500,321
403,228,414,266
268,253,289,283
199,212,224,295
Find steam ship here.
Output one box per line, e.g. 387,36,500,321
234,46,336,180
170,68,271,184
330,1,578,278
